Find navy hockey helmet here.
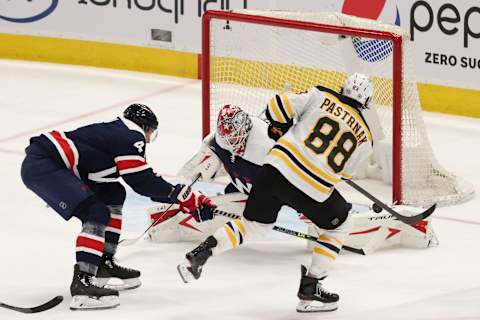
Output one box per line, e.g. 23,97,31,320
123,103,158,132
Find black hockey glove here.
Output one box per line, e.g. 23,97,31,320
268,119,293,141
192,205,215,223
265,108,294,141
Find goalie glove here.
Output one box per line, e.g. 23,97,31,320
169,184,217,222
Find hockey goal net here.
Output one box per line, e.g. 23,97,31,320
201,10,474,207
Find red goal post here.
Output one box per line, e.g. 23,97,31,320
201,10,474,207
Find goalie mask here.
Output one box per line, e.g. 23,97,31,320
342,73,374,109
217,104,253,156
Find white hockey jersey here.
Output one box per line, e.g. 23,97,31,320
264,86,373,202
213,117,275,194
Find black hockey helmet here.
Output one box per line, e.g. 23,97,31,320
123,103,158,132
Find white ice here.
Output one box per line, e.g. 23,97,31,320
0,60,479,320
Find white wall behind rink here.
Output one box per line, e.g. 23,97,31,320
0,0,479,90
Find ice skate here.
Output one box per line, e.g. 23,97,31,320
177,236,217,283
296,265,338,313
95,254,141,291
70,264,120,311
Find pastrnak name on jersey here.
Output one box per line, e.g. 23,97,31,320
319,94,370,145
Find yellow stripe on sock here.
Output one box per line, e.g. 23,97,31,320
313,247,336,260
223,225,237,248
233,219,246,236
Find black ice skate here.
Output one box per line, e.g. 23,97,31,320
70,264,120,311
177,236,217,283
296,265,339,313
96,254,141,291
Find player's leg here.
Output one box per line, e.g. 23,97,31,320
177,164,284,283
294,189,353,312
21,149,119,310
93,183,141,290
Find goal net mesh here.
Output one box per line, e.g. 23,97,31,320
204,10,474,207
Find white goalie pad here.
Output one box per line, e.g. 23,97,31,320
147,193,248,242
308,205,439,255
177,135,223,182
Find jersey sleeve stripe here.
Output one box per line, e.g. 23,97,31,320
269,148,331,194
117,164,150,175
268,97,286,123
280,94,295,119
275,94,291,121
278,139,341,185
115,156,149,175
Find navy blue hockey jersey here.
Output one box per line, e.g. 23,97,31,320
29,117,173,199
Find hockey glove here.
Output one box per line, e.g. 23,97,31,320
170,184,216,222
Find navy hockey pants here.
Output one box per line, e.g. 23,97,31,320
21,143,94,220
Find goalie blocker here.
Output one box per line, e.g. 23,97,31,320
146,192,438,255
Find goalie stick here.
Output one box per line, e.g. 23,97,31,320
0,296,63,314
344,180,436,225
119,174,202,247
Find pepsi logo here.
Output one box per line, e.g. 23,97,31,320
342,0,401,62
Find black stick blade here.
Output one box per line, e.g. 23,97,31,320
0,295,63,313
398,203,437,224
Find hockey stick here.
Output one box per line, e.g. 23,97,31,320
214,209,332,247
0,296,63,314
344,179,436,225
119,174,202,247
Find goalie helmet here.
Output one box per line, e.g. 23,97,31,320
217,104,253,156
123,103,158,132
342,73,374,109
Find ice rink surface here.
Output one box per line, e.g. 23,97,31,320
0,60,479,319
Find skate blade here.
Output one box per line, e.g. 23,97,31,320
96,277,142,291
177,263,194,284
296,300,338,313
70,295,120,311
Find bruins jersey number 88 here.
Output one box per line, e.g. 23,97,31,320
265,86,373,203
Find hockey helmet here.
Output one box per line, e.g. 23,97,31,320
123,103,158,132
342,73,374,109
217,104,253,156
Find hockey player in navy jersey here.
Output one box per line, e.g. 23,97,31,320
21,104,216,310
177,73,375,312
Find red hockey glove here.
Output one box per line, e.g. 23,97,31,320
170,184,216,222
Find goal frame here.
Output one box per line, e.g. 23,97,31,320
201,10,404,204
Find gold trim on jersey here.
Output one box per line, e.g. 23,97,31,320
278,139,341,185
269,149,331,194
268,94,295,124
280,94,295,119
320,92,372,144
269,97,286,123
